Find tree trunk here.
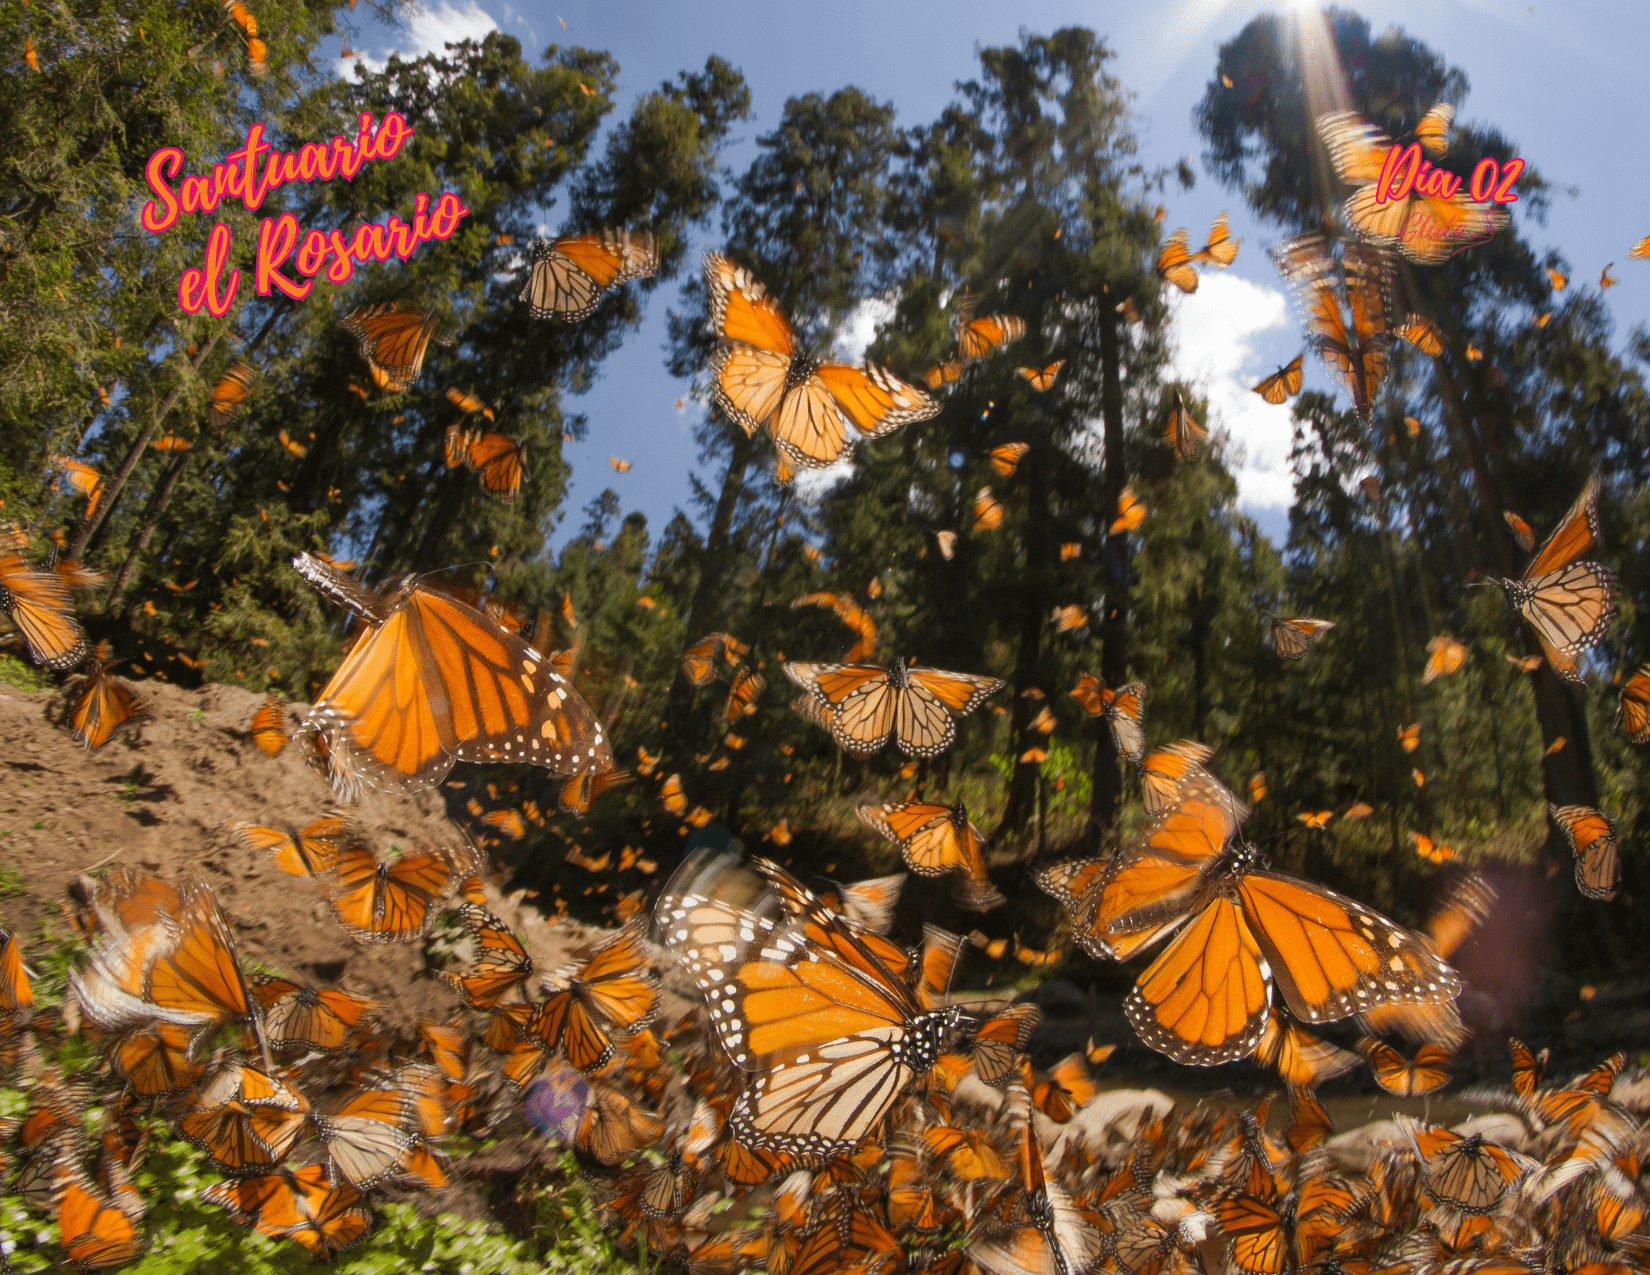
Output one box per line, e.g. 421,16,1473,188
997,436,1050,841
1086,292,1129,851
105,449,192,615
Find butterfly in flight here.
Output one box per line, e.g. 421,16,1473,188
1069,676,1146,761
704,252,940,472
520,228,659,321
784,657,1002,759
1549,803,1619,901
338,303,450,393
292,552,612,797
69,641,145,751
208,361,257,428
1,523,85,669
856,800,1004,911
444,425,527,503
1162,390,1207,460
1038,769,1461,1064
1267,612,1335,660
1483,476,1616,682
1274,232,1391,421
954,290,1027,361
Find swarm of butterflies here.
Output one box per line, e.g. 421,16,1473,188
6,78,1650,1272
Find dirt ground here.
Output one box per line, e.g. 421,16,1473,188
0,676,594,1030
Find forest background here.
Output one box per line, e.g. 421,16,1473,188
4,0,1650,1077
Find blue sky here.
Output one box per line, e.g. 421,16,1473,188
340,0,1650,552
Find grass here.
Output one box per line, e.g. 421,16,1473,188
0,861,22,898
0,655,47,692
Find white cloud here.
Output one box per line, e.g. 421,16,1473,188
833,298,896,364
335,0,497,78
1163,273,1298,510
792,454,855,504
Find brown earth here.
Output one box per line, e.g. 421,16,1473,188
0,675,597,1027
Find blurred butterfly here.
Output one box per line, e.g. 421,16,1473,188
1357,1039,1453,1096
1421,634,1467,684
1397,722,1420,753
204,1164,371,1258
323,842,451,943
1254,1009,1359,1088
249,694,288,756
723,667,765,722
857,800,1003,911
1247,772,1266,802
1268,613,1335,660
254,978,377,1050
53,455,104,516
277,429,306,457
150,433,191,451
445,387,494,419
659,774,688,816
954,292,1027,360
178,1062,310,1174
1059,542,1080,560
1154,227,1199,293
1599,263,1617,288
1068,676,1146,761
312,1086,420,1189
785,657,1002,759
1110,485,1145,533
973,487,1004,531
1162,390,1207,460
969,1093,1104,1275
658,857,963,1155
1406,414,1422,438
69,643,145,751
921,360,964,390
1465,343,1484,361
935,530,957,560
292,552,611,796
559,766,630,815
1503,510,1536,551
1039,770,1459,1064
1016,363,1063,392
705,253,940,470
988,442,1029,476
444,426,527,503
1296,811,1332,829
481,808,526,841
1274,231,1391,421
1550,803,1619,901
1615,665,1650,743
1394,314,1444,355
1,927,33,1015
514,922,658,1077
1412,833,1454,865
1507,653,1542,672
1631,236,1650,261
1343,802,1374,822
338,303,449,393
1485,476,1616,682
231,814,351,879
609,457,631,472
1192,212,1240,266
1138,739,1215,815
1317,109,1507,264
520,228,659,321
1532,311,1552,328
52,1157,147,1269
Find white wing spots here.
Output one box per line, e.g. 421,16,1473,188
718,944,738,962
1387,931,1403,948
1389,956,1406,972
520,673,535,694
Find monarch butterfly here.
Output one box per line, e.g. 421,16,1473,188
935,529,957,560
719,666,765,724
1411,101,1455,157
1138,739,1216,815
1600,263,1618,288
1394,314,1444,356
204,1164,372,1258
150,433,191,451
338,303,449,392
1531,310,1552,328
1,927,34,1015
254,978,377,1050
832,873,907,936
1500,510,1537,553
52,1156,147,1269
276,428,307,457
69,644,145,752
1485,476,1617,682
1400,1117,1536,1215
658,773,688,816
518,922,658,1076
1397,722,1421,753
481,808,526,840
1615,665,1650,743
609,456,631,472
0,533,85,669
705,253,940,470
1162,390,1207,461
1342,802,1374,822
177,1063,310,1175
1316,110,1508,264
1267,612,1335,661
248,694,289,756
1110,485,1145,534
954,293,1027,361
293,553,611,796
520,228,659,321
1422,635,1467,684
658,855,964,1155
53,455,105,517
973,487,1005,531
784,657,1003,759
444,426,528,503
1028,1052,1098,1122
792,591,878,663
1039,771,1460,1064
989,442,1030,476
1412,833,1453,865
1297,811,1332,830
1254,1009,1359,1088
1154,227,1199,293
1016,363,1063,392
1246,771,1266,803
1274,232,1391,421
559,766,631,816
1116,296,1142,324
313,1086,419,1189
1550,804,1619,901
111,1021,199,1095
231,814,351,879
1357,1038,1453,1095
921,360,964,390
967,1092,1104,1275
321,842,451,943
1069,676,1146,762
